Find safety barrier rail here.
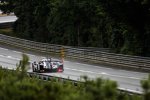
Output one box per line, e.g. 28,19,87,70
27,72,143,95
0,34,150,71
0,22,14,28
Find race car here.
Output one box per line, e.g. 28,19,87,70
32,58,64,73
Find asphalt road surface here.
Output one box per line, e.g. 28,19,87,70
0,46,149,94
0,15,17,23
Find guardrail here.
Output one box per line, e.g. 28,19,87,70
0,22,14,28
2,67,143,95
27,72,143,95
0,34,150,72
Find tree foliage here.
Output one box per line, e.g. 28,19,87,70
0,54,149,100
141,74,150,100
0,0,150,56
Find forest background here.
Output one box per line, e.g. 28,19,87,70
0,0,150,56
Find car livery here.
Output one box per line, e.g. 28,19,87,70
32,58,64,73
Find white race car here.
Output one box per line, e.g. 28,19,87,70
32,58,64,73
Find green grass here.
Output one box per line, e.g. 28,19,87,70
0,28,15,36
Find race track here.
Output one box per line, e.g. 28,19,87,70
0,46,148,94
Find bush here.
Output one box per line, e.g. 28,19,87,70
0,54,148,100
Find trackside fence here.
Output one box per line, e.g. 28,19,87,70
0,34,150,71
0,22,14,28
27,72,143,95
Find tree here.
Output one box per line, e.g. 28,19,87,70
0,0,14,14
1,0,150,56
99,0,150,56
141,74,150,100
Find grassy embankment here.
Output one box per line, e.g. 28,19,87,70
0,28,13,35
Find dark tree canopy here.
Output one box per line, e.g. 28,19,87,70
0,0,150,56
